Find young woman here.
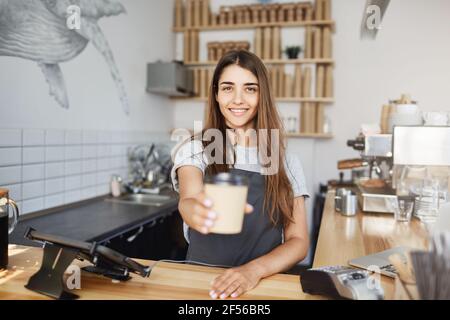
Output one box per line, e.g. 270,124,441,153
171,50,310,299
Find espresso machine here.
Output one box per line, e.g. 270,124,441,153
343,133,397,213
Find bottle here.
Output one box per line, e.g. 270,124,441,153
110,175,123,197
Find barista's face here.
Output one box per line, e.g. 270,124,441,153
216,65,259,130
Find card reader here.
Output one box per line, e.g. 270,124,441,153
300,265,384,300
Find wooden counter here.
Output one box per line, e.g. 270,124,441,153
313,190,428,299
1,190,429,300
0,245,312,300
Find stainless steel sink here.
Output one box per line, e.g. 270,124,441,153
105,193,175,207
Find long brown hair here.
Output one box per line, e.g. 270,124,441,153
202,50,294,227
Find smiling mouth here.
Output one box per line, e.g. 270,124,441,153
228,108,249,116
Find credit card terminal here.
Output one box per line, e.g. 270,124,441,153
300,265,384,300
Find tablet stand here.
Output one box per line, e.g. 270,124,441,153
25,243,80,300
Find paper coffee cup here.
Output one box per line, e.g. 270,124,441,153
204,173,248,234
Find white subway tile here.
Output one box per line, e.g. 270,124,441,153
81,186,97,200
97,145,111,158
0,166,21,185
45,178,64,195
111,145,123,156
121,145,129,156
111,132,122,144
44,193,64,209
22,147,44,164
65,175,81,191
1,183,22,201
22,181,45,200
82,173,97,187
0,129,22,147
121,156,128,168
65,161,82,176
82,159,97,173
110,157,122,169
96,184,110,196
82,131,98,145
22,197,44,215
22,164,45,182
65,130,82,145
23,129,45,146
45,146,64,162
82,145,97,159
45,162,64,179
45,129,64,145
0,147,22,166
98,132,112,144
96,158,110,171
96,171,111,185
64,190,81,204
65,146,82,160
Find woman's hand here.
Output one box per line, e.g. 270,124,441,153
178,192,253,235
209,263,263,299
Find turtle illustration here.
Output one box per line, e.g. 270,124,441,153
0,0,129,114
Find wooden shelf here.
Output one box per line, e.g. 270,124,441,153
286,132,333,139
173,20,335,32
185,58,334,66
171,97,334,103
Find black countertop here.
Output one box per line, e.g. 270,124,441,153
10,194,179,247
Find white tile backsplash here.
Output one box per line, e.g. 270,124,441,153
82,145,97,159
45,162,65,179
82,131,98,145
45,146,65,162
3,183,22,201
96,158,110,171
45,129,65,145
65,160,82,176
23,129,45,146
65,130,82,145
96,171,111,185
98,132,112,144
0,129,22,147
23,147,45,164
22,197,44,215
0,129,168,215
22,180,45,200
82,173,97,187
65,146,82,160
81,186,97,200
64,190,81,204
0,166,22,185
96,184,110,196
22,164,45,182
65,175,81,191
44,193,64,209
82,159,97,173
45,178,65,195
0,147,22,166
111,145,123,156
97,145,111,158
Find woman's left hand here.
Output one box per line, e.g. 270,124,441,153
209,264,262,299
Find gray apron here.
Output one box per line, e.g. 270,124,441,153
186,168,283,267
